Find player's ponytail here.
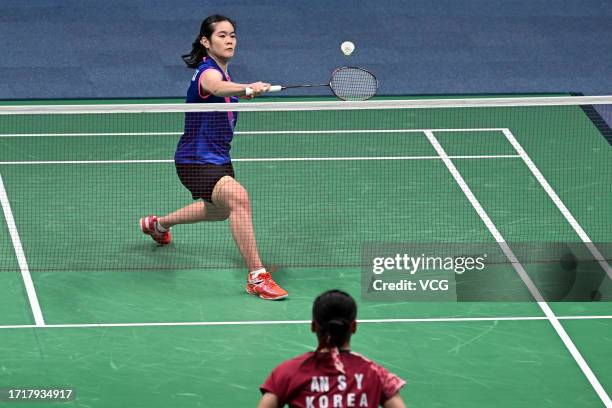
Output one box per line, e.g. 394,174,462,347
313,290,357,349
182,15,237,68
325,318,351,348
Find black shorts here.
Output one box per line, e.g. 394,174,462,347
175,163,235,203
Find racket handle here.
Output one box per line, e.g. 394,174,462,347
245,85,282,96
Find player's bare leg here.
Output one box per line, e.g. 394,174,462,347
158,201,230,227
212,176,288,300
140,201,229,245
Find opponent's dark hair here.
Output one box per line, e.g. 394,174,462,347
182,15,236,68
312,290,357,348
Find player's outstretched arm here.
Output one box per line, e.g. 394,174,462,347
256,392,278,408
383,393,407,408
201,69,269,97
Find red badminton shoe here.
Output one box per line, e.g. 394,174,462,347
139,215,172,245
246,270,288,300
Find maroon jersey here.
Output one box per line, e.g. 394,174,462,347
261,350,406,408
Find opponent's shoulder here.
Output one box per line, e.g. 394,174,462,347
272,351,316,374
346,351,406,399
345,351,393,375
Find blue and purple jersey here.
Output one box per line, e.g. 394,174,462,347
175,57,238,165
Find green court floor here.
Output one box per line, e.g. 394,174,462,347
0,97,611,407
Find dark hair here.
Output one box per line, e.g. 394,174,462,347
182,15,237,68
312,290,357,348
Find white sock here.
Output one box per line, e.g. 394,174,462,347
155,221,168,233
249,268,266,281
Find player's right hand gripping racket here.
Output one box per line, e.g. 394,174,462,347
246,67,378,101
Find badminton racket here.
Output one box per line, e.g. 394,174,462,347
246,67,378,101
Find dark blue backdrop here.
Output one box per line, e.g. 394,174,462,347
0,0,610,99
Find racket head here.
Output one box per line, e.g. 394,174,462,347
329,67,378,101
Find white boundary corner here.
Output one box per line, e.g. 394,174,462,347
502,128,612,280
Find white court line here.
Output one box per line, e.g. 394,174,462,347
425,130,612,408
0,174,45,327
0,155,521,165
0,128,507,137
0,315,611,330
503,128,612,280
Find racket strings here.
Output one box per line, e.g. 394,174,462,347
329,67,378,101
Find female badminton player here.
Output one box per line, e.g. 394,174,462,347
140,15,288,300
257,290,407,407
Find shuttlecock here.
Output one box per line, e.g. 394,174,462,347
341,41,355,56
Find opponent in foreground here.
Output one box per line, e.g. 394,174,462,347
140,15,287,300
257,290,406,407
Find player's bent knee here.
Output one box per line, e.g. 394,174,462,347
238,188,250,204
228,187,250,210
211,176,234,201
211,176,250,211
